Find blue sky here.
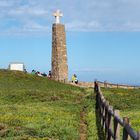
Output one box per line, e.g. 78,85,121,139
0,0,140,85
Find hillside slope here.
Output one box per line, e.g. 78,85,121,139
0,70,97,140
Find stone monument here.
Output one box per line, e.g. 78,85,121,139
51,10,68,82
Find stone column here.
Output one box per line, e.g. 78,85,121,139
51,23,68,82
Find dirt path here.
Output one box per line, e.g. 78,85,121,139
79,106,87,140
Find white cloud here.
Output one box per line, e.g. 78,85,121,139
0,1,11,6
65,20,102,31
23,21,49,32
122,22,140,31
8,6,48,17
1,0,140,35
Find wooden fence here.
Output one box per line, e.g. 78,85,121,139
94,82,140,140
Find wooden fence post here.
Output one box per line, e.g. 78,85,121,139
137,131,140,140
114,110,120,140
104,81,108,88
107,106,113,140
101,99,105,127
123,117,130,140
95,81,99,110
98,94,102,124
100,96,103,126
105,101,109,137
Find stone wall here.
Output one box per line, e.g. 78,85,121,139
77,81,140,89
51,23,68,82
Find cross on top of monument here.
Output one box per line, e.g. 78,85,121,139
53,10,63,24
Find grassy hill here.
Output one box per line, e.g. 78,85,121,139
102,88,140,131
0,70,97,140
1,70,139,139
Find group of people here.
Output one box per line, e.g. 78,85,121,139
31,70,79,84
71,74,78,84
31,70,52,78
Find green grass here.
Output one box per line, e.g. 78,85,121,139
102,88,140,132
0,70,98,140
1,70,139,139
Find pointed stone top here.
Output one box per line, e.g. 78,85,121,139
53,10,63,24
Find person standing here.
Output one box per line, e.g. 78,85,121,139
48,71,52,79
74,75,78,84
71,74,78,84
71,74,75,83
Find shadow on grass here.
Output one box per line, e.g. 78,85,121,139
95,109,105,140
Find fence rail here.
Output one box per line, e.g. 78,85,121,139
94,81,140,140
